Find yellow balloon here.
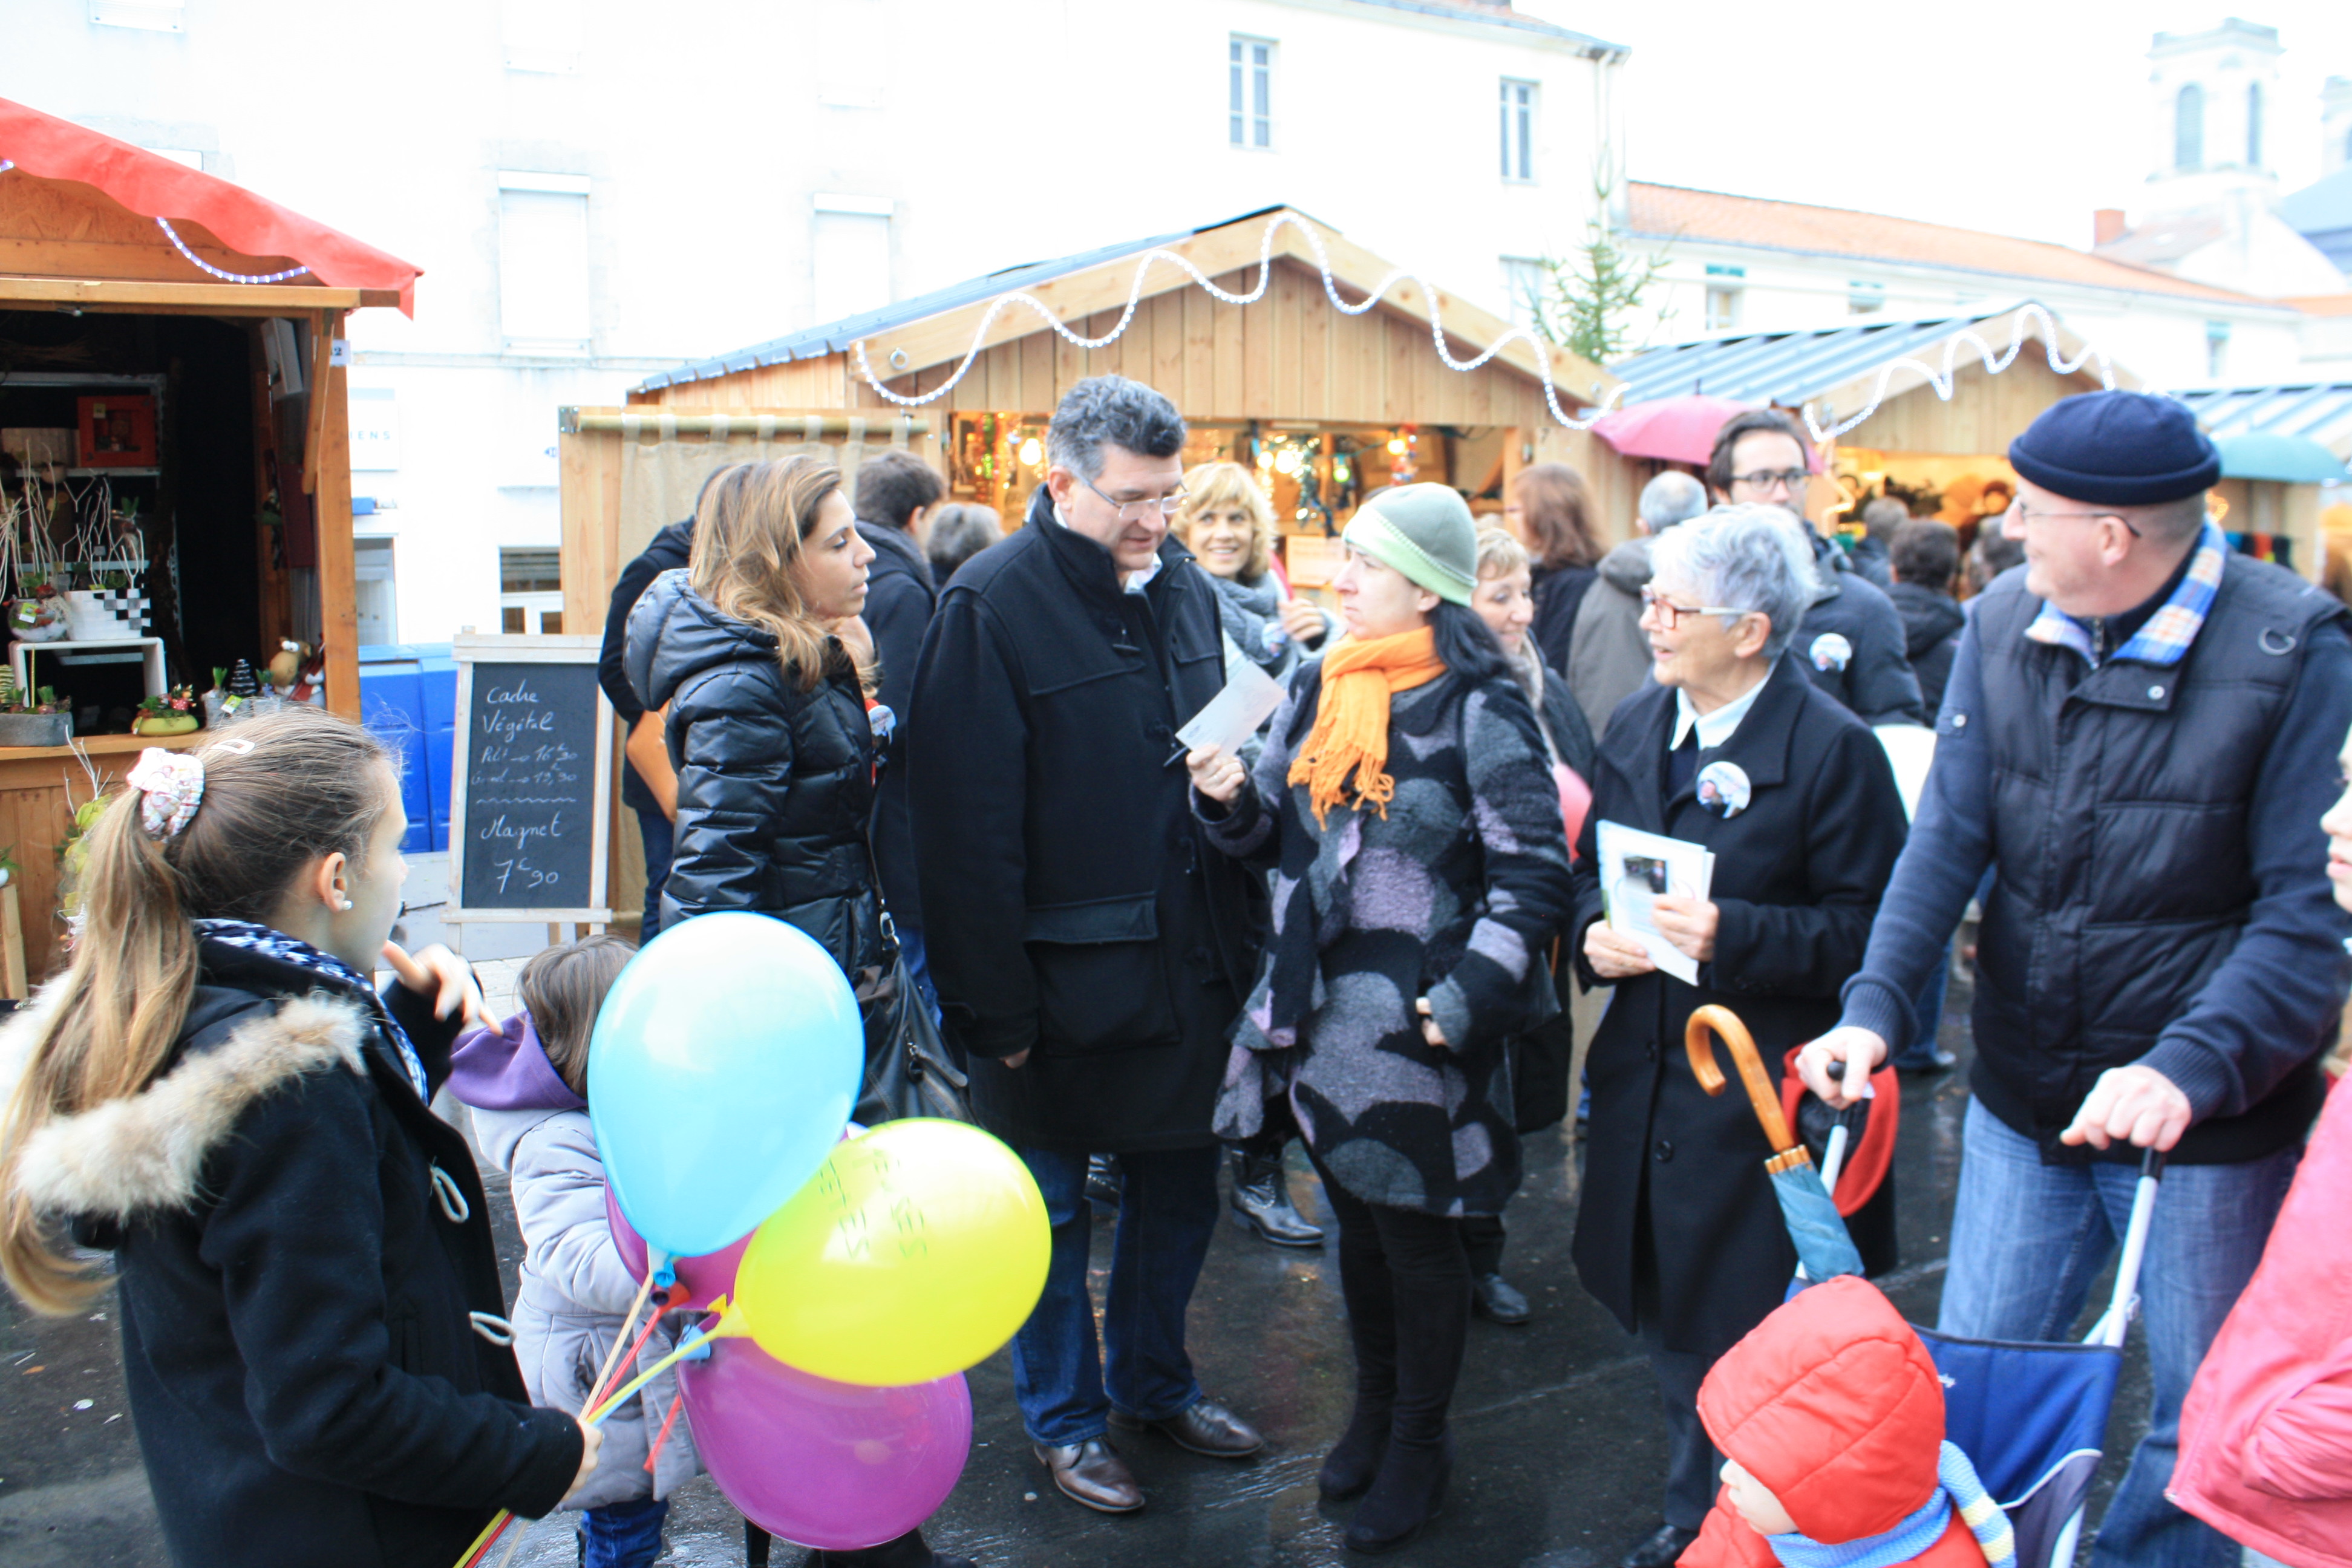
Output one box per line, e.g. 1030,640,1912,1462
735,1119,1050,1386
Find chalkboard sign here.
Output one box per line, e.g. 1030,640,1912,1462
447,633,613,926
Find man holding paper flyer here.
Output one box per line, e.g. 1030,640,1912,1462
1565,507,1908,1568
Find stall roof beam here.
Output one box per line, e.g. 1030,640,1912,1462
2175,382,2352,455
0,275,399,314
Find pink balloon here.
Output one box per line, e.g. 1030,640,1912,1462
605,1186,750,1313
679,1336,972,1551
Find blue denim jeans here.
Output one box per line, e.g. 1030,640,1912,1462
1011,1142,1223,1446
896,923,943,1031
636,808,675,940
578,1495,668,1568
1938,1098,2300,1568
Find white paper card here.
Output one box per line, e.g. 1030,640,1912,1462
1595,819,1716,985
1175,660,1286,759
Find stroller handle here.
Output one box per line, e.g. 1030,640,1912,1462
1685,1005,1800,1156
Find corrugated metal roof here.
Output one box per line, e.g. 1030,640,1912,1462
1610,304,2084,408
2175,381,2352,457
635,211,1275,394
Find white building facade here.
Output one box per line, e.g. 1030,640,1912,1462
5,0,1625,645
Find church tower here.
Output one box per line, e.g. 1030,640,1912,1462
2324,74,2352,176
2143,18,2281,216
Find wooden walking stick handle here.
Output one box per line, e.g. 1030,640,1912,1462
1685,1004,1800,1156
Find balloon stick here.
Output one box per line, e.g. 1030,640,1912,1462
584,1264,659,1414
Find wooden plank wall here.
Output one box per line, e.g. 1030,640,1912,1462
1840,356,2107,459
0,172,310,283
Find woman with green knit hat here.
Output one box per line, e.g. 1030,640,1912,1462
1187,483,1575,1553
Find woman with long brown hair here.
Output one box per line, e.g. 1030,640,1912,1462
0,708,596,1567
623,454,976,1568
1504,462,1606,674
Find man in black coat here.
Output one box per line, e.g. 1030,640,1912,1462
906,377,1266,1515
1802,392,2352,1568
1884,517,1965,716
1708,410,1925,726
598,516,693,937
853,449,946,1008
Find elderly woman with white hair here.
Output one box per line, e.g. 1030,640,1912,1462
1565,505,1910,1568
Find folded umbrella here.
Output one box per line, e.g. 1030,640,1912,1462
1685,1005,1864,1284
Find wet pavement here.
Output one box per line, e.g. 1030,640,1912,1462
0,973,2156,1567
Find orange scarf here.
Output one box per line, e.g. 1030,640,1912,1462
1289,627,1447,826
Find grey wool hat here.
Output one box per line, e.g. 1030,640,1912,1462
1342,483,1479,605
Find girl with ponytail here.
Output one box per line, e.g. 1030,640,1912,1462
0,707,598,1568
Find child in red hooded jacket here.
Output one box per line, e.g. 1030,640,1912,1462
1682,1276,2013,1568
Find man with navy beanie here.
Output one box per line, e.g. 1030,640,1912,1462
1800,390,2352,1568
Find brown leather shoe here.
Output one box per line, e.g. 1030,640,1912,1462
1033,1437,1145,1513
1109,1397,1265,1457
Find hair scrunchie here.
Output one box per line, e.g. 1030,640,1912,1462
126,748,205,839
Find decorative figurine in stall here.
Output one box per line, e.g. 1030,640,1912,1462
267,638,306,691
132,685,200,736
226,658,261,699
9,581,66,642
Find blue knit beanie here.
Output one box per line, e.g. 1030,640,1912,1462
2007,391,2220,507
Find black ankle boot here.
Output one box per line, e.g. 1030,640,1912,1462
1343,1432,1453,1555
1317,1400,1392,1500
1231,1149,1325,1247
806,1529,975,1568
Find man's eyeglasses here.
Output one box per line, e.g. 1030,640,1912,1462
1730,469,1809,493
2007,500,2141,539
1640,586,1753,630
1080,475,1189,524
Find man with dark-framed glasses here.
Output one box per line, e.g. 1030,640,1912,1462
906,375,1266,1517
1706,408,1924,727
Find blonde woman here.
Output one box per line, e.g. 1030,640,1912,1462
1174,460,1331,681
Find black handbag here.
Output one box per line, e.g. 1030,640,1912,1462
854,951,972,1126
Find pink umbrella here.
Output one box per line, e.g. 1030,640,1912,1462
1592,396,1814,470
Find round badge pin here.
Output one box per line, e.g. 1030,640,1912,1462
1809,633,1854,672
1695,760,1753,817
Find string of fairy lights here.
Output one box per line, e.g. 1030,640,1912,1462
846,212,2131,451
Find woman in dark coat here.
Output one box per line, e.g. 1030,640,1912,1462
1568,506,1907,1568
624,456,975,1568
1190,485,1573,1555
1504,462,1606,673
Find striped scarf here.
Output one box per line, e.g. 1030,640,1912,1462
1766,1443,2016,1568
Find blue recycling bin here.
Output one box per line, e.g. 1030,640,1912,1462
359,643,457,853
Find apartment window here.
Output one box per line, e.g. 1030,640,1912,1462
1500,257,1549,328
2246,82,2264,168
818,0,884,108
2205,319,2231,381
2176,82,2205,171
89,0,183,31
1847,280,1886,316
812,195,894,327
497,174,592,353
500,0,581,73
1500,80,1536,181
353,538,397,648
1705,264,1745,332
1230,37,1273,149
499,547,564,636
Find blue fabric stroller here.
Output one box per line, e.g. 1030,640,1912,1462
1914,1149,2165,1568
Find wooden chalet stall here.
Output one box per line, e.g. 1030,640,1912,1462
2178,382,2352,590
0,98,420,981
1606,302,2137,556
559,206,1621,929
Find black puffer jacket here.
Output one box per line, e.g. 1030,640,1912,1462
625,570,886,978
1797,537,1927,726
18,942,581,1568
1886,580,1965,716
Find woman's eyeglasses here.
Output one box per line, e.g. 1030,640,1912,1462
1640,586,1752,630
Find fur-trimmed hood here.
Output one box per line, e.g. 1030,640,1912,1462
5,988,368,1221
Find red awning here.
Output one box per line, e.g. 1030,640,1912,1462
0,95,422,315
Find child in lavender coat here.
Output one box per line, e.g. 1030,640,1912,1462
449,936,700,1568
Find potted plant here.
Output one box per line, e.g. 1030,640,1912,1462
132,684,200,736
0,668,72,747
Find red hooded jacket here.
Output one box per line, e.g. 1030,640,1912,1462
2172,1071,2352,1568
1681,1275,1984,1568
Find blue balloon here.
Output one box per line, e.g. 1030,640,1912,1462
589,912,863,1258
